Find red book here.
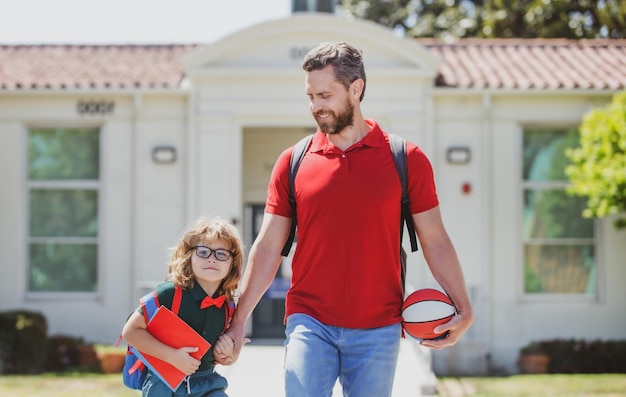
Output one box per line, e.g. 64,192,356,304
131,306,211,391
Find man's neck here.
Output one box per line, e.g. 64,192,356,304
326,117,370,151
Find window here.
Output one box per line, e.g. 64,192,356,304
522,128,596,295
27,127,100,293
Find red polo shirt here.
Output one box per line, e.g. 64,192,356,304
265,120,439,329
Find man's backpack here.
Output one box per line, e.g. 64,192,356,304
280,133,419,293
121,286,235,390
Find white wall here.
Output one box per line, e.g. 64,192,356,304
430,92,626,374
426,94,490,375
0,94,131,342
0,92,189,344
131,95,189,294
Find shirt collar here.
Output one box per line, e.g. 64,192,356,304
309,119,385,154
190,281,217,302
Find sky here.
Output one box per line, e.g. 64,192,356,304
0,0,292,45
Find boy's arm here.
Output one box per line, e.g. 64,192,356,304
225,213,291,355
122,310,201,375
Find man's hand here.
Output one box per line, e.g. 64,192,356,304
419,311,473,350
224,320,250,357
213,334,236,365
215,322,251,365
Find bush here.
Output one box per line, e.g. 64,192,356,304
0,310,47,374
45,335,100,372
532,339,626,373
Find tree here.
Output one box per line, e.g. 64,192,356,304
481,0,626,39
338,0,482,37
337,0,626,38
565,91,626,229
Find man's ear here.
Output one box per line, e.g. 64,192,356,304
351,78,364,99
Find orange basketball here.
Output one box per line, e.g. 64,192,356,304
401,288,456,340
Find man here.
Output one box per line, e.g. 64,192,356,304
226,41,473,397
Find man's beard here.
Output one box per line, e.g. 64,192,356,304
314,100,354,135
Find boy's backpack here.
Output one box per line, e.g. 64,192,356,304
121,287,236,390
280,133,419,293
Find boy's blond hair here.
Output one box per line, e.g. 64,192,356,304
167,217,243,301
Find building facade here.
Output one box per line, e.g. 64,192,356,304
1,14,625,375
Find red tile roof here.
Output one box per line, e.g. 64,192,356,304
419,38,626,90
0,40,624,91
0,45,197,90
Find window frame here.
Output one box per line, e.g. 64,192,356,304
24,124,103,301
519,125,600,301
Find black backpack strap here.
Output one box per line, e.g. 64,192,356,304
389,133,419,294
388,133,419,253
281,134,314,257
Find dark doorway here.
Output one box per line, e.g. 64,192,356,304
246,204,294,338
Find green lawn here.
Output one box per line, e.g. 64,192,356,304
440,374,626,397
0,373,625,397
0,373,139,397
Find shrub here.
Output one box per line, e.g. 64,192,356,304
0,310,47,374
531,339,626,373
565,91,626,229
45,335,100,373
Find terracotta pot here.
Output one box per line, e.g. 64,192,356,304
518,353,550,374
77,345,100,367
99,352,126,373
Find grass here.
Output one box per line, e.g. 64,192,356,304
441,374,626,397
0,373,624,397
0,373,139,397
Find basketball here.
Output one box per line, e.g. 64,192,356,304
401,288,456,340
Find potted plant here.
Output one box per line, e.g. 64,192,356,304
77,343,100,370
95,344,127,374
518,342,550,374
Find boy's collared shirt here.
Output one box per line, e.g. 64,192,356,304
137,281,227,371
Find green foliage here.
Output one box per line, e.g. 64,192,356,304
482,0,626,39
338,0,626,38
29,243,99,292
27,126,100,293
0,311,48,374
565,91,626,229
339,0,482,37
28,127,100,180
524,265,543,293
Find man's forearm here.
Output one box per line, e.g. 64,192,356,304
231,243,283,327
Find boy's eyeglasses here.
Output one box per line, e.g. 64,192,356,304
191,246,233,261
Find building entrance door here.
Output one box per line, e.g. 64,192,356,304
246,204,294,338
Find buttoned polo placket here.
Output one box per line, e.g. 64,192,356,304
322,140,369,174
182,283,227,371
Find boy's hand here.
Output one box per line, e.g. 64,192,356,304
170,346,201,375
214,334,250,365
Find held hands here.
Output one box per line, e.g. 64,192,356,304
170,346,202,375
214,332,251,366
419,311,474,350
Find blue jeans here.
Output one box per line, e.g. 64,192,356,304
284,313,401,397
142,368,228,397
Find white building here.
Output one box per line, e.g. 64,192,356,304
1,13,625,375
